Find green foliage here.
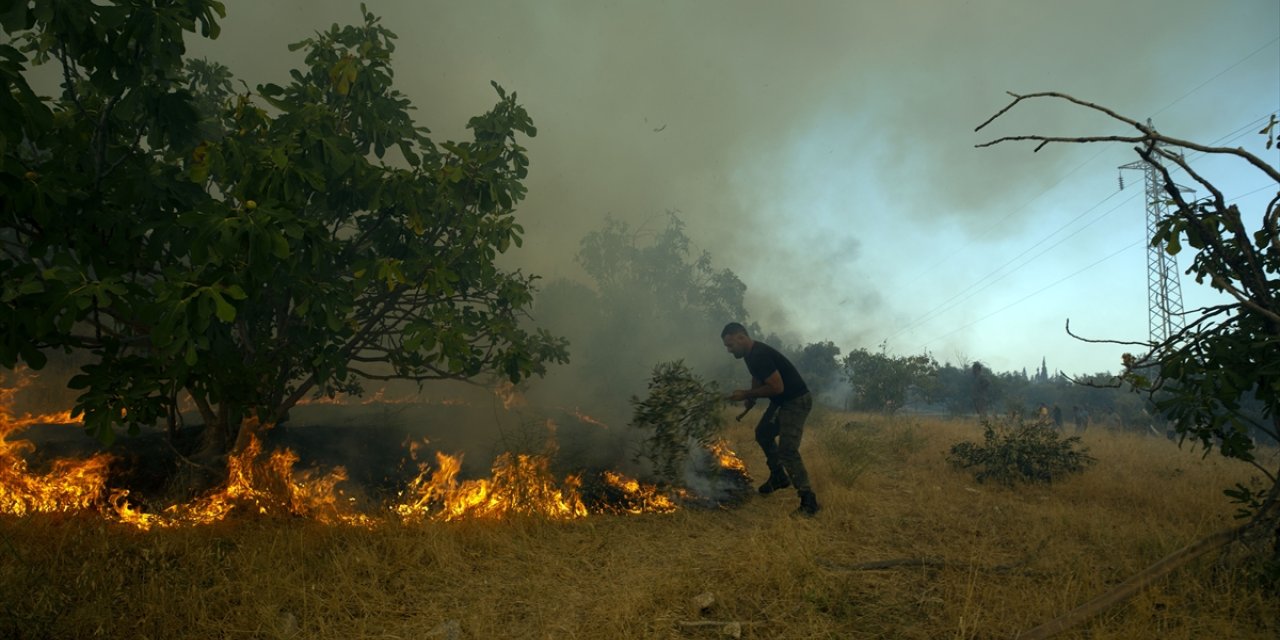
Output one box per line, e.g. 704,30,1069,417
0,2,566,449
947,419,1095,486
1131,186,1280,463
842,346,938,413
629,360,725,484
576,213,747,324
1111,119,1280,540
794,341,842,402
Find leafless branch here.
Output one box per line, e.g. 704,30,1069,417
976,134,1147,153
1063,319,1153,348
1018,521,1260,640
977,92,1280,183
975,91,1144,134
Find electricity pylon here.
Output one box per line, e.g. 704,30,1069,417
1119,121,1191,345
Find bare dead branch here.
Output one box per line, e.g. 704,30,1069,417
977,92,1280,182
975,134,1146,152
975,91,1145,134
1017,522,1258,640
1063,319,1153,348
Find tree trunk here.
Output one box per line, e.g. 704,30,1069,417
189,390,229,458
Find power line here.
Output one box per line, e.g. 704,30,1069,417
1149,36,1280,119
918,240,1141,350
903,36,1280,292
879,35,1279,355
914,184,1273,351
886,188,1132,342
898,146,1111,288
888,110,1275,346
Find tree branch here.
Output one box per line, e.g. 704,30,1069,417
977,92,1280,182
1018,522,1259,640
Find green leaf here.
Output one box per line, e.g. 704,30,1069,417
211,290,236,322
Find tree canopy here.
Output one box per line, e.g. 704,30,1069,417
532,213,747,416
0,2,566,453
841,346,938,413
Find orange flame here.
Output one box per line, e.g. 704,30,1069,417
598,471,680,514
109,424,374,530
569,408,609,429
395,451,588,521
708,439,747,473
0,370,111,517
2,370,712,526
493,381,526,411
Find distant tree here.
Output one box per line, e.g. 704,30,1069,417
535,213,747,408
0,3,567,457
794,341,842,404
841,346,938,413
576,213,748,325
979,92,1280,634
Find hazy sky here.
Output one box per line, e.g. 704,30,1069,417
194,0,1279,376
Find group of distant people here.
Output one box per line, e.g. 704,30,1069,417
1035,402,1090,433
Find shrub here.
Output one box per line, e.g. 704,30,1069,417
947,419,1094,486
629,361,724,484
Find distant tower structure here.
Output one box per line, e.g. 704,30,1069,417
1119,120,1191,345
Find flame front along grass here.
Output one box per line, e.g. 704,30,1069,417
1,411,1275,639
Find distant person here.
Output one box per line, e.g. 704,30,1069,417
1036,403,1050,426
1051,404,1063,430
1072,405,1089,433
720,322,819,517
971,362,990,417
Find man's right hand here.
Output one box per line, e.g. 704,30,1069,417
744,397,756,410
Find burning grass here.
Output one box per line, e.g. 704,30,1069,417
2,409,1277,638
0,369,740,527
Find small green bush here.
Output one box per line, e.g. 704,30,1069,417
947,419,1095,486
630,360,724,484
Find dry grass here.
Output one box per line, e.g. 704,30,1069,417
1,410,1275,639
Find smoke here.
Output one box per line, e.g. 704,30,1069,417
22,0,1261,472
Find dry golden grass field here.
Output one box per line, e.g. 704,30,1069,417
1,409,1276,639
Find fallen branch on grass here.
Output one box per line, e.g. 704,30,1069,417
816,556,1037,574
677,620,746,638
1016,521,1256,640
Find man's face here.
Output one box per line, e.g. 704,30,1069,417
722,333,749,359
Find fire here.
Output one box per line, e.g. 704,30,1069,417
597,471,679,514
708,438,747,474
110,423,374,530
395,451,588,521
0,370,112,517
569,408,609,429
493,380,526,410
2,368,747,526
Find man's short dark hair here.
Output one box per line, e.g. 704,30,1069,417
720,322,749,338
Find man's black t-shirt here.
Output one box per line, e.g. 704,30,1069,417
745,341,809,404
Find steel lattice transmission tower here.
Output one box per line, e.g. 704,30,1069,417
1119,121,1191,345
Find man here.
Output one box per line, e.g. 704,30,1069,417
720,322,819,517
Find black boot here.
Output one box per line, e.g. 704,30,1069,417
793,490,820,517
757,469,791,495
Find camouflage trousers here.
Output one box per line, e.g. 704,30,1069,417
755,393,813,492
